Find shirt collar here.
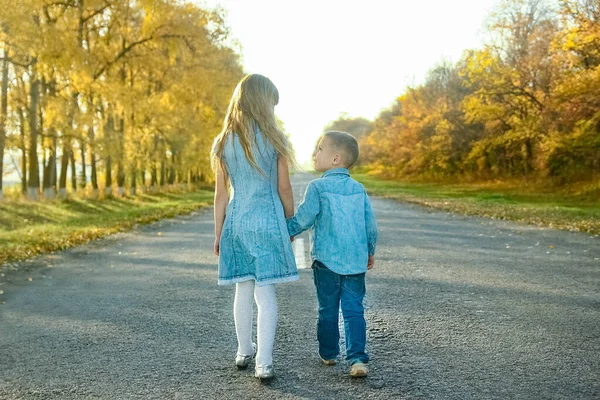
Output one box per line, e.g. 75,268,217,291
321,168,350,178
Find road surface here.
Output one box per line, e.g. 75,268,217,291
1,173,599,399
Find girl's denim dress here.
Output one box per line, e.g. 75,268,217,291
217,129,298,286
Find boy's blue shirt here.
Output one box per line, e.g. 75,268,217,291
286,168,378,275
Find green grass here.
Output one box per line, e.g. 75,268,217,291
0,190,213,265
353,174,600,235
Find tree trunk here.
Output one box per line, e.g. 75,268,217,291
42,142,47,184
104,112,114,196
168,152,176,185
40,80,55,199
42,135,56,199
150,134,158,191
117,163,125,195
70,149,76,190
44,84,57,197
79,138,87,189
28,62,40,200
87,95,98,194
89,125,98,195
105,155,112,196
52,134,57,189
116,62,127,196
42,115,57,199
116,115,125,195
151,163,157,190
0,45,9,200
18,107,27,195
139,167,145,193
58,143,70,198
130,165,137,196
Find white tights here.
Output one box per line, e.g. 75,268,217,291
234,280,278,366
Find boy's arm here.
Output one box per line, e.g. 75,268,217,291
364,193,378,257
287,182,320,237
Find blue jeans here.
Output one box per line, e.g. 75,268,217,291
312,260,369,365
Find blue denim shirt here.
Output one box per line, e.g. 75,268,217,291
287,168,378,275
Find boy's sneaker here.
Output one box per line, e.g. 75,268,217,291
350,363,368,378
321,357,336,366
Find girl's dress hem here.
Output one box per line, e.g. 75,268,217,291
218,273,299,287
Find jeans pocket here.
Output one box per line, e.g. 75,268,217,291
342,273,365,298
313,261,340,299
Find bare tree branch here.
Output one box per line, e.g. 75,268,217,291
0,57,32,68
9,152,23,180
93,33,192,80
82,4,111,24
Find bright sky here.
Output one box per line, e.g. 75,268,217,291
199,0,499,164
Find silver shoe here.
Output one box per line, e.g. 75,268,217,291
235,343,256,370
255,364,274,381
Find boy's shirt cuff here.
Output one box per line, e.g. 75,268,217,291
368,241,376,256
286,217,303,237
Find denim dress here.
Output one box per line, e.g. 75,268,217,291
217,129,298,286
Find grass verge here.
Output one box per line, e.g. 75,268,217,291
0,190,213,265
353,174,600,235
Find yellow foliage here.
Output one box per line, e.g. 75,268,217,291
357,0,599,183
0,0,244,192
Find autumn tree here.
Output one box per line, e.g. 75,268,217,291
325,113,373,140
355,0,598,185
459,0,558,178
544,0,600,181
0,0,243,200
323,113,374,167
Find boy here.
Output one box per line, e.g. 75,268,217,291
287,130,378,378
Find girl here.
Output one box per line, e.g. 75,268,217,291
211,74,298,381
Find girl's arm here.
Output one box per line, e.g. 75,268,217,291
277,156,294,218
213,163,229,255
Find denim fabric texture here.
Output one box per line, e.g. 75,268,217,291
312,260,368,365
217,128,298,286
287,168,378,275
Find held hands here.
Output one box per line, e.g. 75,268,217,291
367,255,375,270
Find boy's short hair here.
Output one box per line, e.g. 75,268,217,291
324,130,359,168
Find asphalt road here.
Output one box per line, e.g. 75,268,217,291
0,173,599,399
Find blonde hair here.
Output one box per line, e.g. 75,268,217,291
211,74,295,174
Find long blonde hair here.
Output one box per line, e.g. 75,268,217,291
211,74,295,175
